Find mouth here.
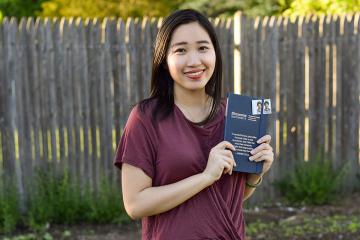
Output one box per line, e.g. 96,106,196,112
184,69,205,79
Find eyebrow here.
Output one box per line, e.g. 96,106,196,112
171,40,211,48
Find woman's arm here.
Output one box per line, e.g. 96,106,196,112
122,163,213,219
242,135,274,202
122,141,236,220
242,173,262,201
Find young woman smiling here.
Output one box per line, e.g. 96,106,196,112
114,9,274,240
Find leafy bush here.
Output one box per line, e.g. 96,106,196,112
87,178,129,223
355,173,360,192
26,168,129,229
26,169,88,229
0,178,21,233
0,167,130,234
276,152,346,205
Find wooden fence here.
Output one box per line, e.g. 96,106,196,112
0,13,359,206
236,13,360,202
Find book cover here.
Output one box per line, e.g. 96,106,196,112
224,93,271,174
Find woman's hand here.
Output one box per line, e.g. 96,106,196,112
203,141,237,183
249,135,274,175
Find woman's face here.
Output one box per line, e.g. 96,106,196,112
166,21,216,93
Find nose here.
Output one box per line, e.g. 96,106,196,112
186,51,201,67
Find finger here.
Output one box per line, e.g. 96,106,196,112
251,153,274,163
222,162,232,174
250,143,273,155
250,150,273,161
254,154,274,163
221,149,235,159
249,150,273,162
257,135,271,144
216,141,236,151
223,156,236,167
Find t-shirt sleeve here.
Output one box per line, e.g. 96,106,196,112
113,106,157,179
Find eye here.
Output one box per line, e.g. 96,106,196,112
199,46,209,51
174,48,186,53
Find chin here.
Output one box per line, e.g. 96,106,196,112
184,82,208,91
174,77,210,92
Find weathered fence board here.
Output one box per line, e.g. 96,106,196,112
3,17,17,181
0,17,5,174
342,15,359,186
88,18,101,192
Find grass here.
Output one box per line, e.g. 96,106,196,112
246,215,360,239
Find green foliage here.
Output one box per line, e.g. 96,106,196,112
40,0,185,19
181,0,359,17
180,0,245,17
283,0,360,16
180,0,293,17
0,178,20,233
246,215,360,238
87,178,129,223
117,0,185,18
0,167,130,234
2,229,71,240
246,220,275,235
356,173,360,191
0,0,48,17
40,0,122,18
26,168,129,229
27,169,87,228
276,152,346,205
1,0,360,19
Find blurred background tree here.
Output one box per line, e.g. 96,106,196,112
0,0,359,21
40,0,185,18
40,0,122,18
179,0,293,17
283,0,360,17
0,0,47,18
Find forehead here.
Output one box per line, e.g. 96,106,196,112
170,21,212,44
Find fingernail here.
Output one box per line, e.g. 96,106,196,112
249,156,254,161
250,150,254,154
257,139,261,143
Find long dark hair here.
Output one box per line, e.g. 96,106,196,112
139,9,223,125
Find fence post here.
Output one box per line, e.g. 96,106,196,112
234,12,241,94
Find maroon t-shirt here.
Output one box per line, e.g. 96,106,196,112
114,99,246,240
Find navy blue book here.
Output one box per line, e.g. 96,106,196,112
224,93,271,174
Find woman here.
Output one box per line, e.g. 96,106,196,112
114,9,274,240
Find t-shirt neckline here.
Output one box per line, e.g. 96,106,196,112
173,103,224,129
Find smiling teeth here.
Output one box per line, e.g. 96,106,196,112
186,71,203,77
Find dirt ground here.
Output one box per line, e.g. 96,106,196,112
3,193,360,240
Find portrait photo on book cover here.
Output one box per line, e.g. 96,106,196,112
252,100,263,115
263,99,272,114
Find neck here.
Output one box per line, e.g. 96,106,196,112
173,85,210,108
173,85,213,124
